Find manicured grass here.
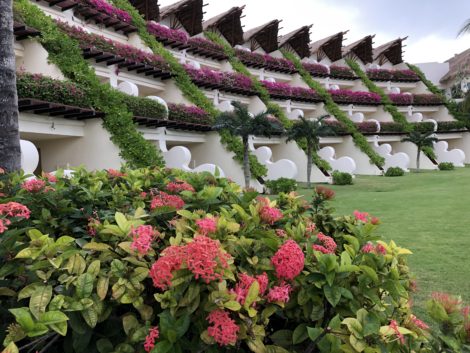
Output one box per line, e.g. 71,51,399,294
298,167,470,319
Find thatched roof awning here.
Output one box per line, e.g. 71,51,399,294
243,20,280,53
310,31,347,62
278,25,312,58
129,0,159,21
160,0,203,36
203,6,245,46
373,37,407,65
343,35,374,64
440,48,470,84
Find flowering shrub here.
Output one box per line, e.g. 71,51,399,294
167,103,211,124
146,22,188,44
412,93,443,105
184,65,254,92
324,119,379,134
367,68,420,82
437,120,468,132
79,0,132,23
0,167,432,352
329,89,382,104
261,80,321,101
187,37,226,56
235,49,295,72
329,65,356,79
302,62,329,76
388,93,414,105
380,121,435,133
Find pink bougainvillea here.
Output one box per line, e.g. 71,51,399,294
266,282,292,303
147,22,188,43
206,310,239,346
312,232,337,254
329,89,381,104
195,217,217,236
144,326,160,352
130,225,159,255
184,66,254,92
84,0,132,23
271,240,305,281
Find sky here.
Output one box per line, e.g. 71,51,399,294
158,0,470,63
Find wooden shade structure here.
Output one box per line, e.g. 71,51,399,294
243,20,280,53
129,0,159,21
160,0,204,36
278,25,312,58
310,31,347,62
440,48,470,84
203,6,245,46
373,37,407,65
343,35,374,64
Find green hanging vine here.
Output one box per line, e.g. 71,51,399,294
14,0,164,168
204,31,331,172
346,58,412,132
110,0,268,179
282,50,385,167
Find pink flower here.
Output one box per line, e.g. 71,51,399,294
107,168,126,178
232,272,268,304
266,282,291,303
185,236,231,283
353,210,369,222
42,173,58,183
0,219,11,234
130,225,159,255
166,180,195,194
375,243,386,255
389,320,405,345
431,292,462,314
87,216,101,237
371,216,380,225
271,240,305,281
144,326,159,352
195,217,217,236
149,245,185,290
206,310,239,346
0,202,30,219
140,192,148,199
260,205,283,225
312,232,337,254
361,242,375,253
275,229,287,238
410,315,429,330
305,222,316,238
21,179,46,193
150,192,185,210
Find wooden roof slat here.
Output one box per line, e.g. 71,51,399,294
243,19,280,53
278,25,312,58
440,47,470,83
13,21,41,41
203,6,245,46
310,31,347,62
160,0,203,36
18,98,104,120
343,35,375,64
373,37,407,65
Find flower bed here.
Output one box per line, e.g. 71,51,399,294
79,0,132,23
260,80,322,102
235,49,295,73
302,62,329,77
168,103,211,124
16,72,92,108
329,65,356,79
412,93,443,105
184,66,255,95
324,119,379,134
186,37,228,60
388,93,414,105
367,68,420,82
121,94,168,120
58,22,170,73
329,89,382,105
147,22,189,45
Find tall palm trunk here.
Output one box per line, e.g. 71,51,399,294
416,146,421,172
306,143,312,188
0,0,21,172
242,136,250,188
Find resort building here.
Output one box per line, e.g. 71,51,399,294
14,0,470,189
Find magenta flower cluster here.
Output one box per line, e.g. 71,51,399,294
388,93,442,106
235,49,295,72
58,22,170,72
329,65,356,78
260,80,320,101
187,37,226,54
82,0,132,23
147,22,189,43
367,68,419,82
184,65,254,91
388,93,414,105
168,103,211,124
302,62,329,76
328,89,382,104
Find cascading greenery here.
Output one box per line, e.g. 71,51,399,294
346,58,412,132
14,0,164,168
110,0,268,179
282,50,385,167
204,31,331,172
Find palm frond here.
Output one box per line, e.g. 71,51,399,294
458,19,470,37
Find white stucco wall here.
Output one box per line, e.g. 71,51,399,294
415,62,449,87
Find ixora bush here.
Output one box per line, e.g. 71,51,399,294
385,167,405,177
264,178,298,194
438,162,455,171
332,171,353,185
0,166,431,353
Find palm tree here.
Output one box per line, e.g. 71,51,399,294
213,101,283,188
458,19,470,36
401,130,438,172
0,1,21,172
285,115,333,187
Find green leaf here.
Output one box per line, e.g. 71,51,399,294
151,340,173,353
292,323,308,344
50,320,68,336
132,267,149,282
9,307,35,331
307,327,322,342
115,212,129,232
243,280,260,310
359,265,379,284
56,235,75,246
266,346,290,353
363,312,380,337
324,285,341,307
66,254,87,275
83,242,111,251
27,323,49,337
39,311,69,325
342,318,363,339
111,259,126,277
350,334,366,352
87,260,101,277
122,314,139,336
29,285,52,320
0,287,17,297
270,330,293,347
27,229,44,240
224,300,241,311
97,276,109,300
3,342,19,353
82,307,98,328
15,248,34,259
96,338,114,353
76,273,94,298
426,299,449,322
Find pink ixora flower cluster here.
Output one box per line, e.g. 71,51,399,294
266,282,292,303
166,180,195,194
431,292,462,314
195,217,217,236
184,66,254,92
143,326,159,352
361,242,386,255
312,232,337,254
84,0,132,23
149,236,231,290
150,191,185,210
329,89,382,104
0,202,31,234
107,168,126,178
147,22,189,44
232,272,268,304
271,239,305,281
206,309,240,346
21,179,47,193
353,210,380,225
258,198,283,225
409,315,429,330
130,225,160,255
235,49,295,72
389,320,405,345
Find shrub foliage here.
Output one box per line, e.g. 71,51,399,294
385,167,405,177
332,171,354,185
265,178,298,194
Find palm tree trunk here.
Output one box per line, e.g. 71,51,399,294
0,0,21,172
242,136,251,188
307,144,312,188
416,148,421,172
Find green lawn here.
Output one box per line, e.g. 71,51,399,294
298,167,470,319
